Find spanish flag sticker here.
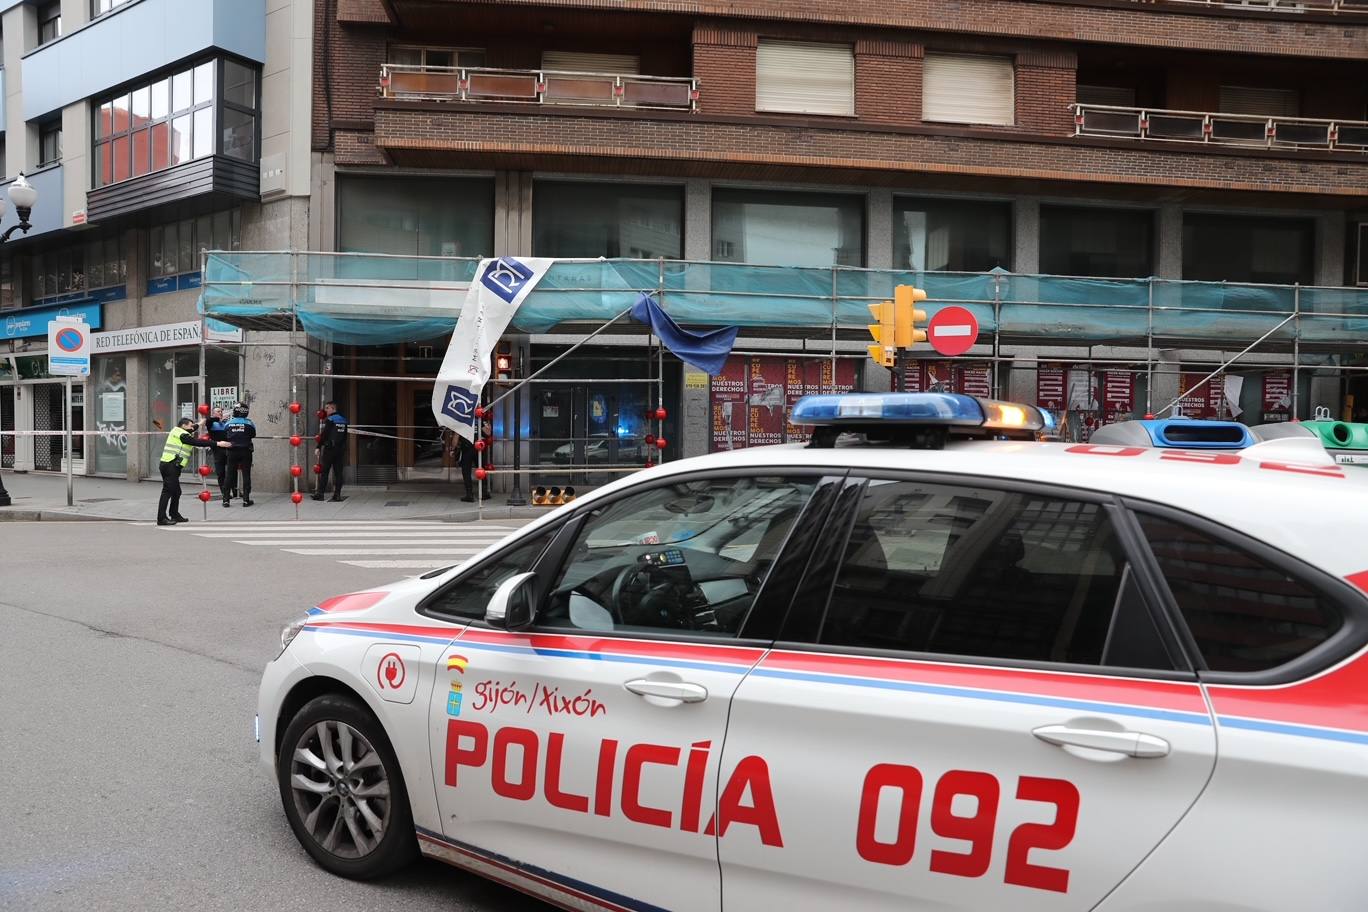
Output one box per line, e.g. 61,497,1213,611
447,655,469,674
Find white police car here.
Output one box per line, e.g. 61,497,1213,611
258,393,1368,912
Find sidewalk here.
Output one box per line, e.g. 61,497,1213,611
0,470,547,523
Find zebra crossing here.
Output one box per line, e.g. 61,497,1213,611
156,519,529,571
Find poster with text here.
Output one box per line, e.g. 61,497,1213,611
710,355,858,452
1262,371,1292,422
1037,365,1066,410
710,358,746,451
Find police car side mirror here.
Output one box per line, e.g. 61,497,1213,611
485,572,537,631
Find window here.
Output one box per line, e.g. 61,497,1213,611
388,46,486,68
31,236,126,302
1138,513,1342,672
540,475,818,635
894,198,1012,273
712,188,865,268
0,255,13,310
1182,214,1314,286
1040,205,1154,278
1077,85,1137,108
923,54,1014,126
756,41,854,117
37,1,61,45
91,0,135,17
93,58,259,188
424,530,556,619
820,482,1130,665
149,210,241,280
38,119,62,166
337,176,494,260
1219,86,1299,118
542,51,638,74
533,182,683,259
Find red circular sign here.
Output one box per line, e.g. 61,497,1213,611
927,306,980,357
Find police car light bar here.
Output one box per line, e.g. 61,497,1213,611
791,393,1050,448
1090,418,1255,450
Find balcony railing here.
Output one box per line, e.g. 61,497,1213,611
379,64,699,112
1072,103,1368,153
1110,0,1368,13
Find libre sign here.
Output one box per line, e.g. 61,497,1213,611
47,318,90,377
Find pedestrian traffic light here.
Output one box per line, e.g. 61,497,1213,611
867,300,896,368
894,285,928,349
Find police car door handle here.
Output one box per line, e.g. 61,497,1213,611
1032,724,1171,759
624,679,709,703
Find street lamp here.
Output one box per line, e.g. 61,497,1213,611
0,173,40,508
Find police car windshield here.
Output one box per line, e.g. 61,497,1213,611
584,479,804,555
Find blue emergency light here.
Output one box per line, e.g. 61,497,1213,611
791,393,1049,448
1089,417,1255,450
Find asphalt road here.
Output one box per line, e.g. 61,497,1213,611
0,520,548,912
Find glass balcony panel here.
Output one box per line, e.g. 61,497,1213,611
1146,114,1206,140
388,70,460,97
543,75,617,104
1273,122,1331,147
1081,109,1140,135
1336,125,1368,148
622,80,692,108
1209,117,1267,144
466,72,539,100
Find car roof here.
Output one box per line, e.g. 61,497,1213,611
575,439,1368,579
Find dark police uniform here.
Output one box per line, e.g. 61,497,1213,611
157,423,217,525
224,414,257,506
207,413,230,496
314,411,349,501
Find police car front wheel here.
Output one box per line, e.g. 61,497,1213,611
277,694,417,879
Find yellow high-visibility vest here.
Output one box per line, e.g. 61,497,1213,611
160,427,193,465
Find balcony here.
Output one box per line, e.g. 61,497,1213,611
1073,104,1368,153
1106,0,1367,13
378,65,699,112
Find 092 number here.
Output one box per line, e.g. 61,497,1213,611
855,764,1080,893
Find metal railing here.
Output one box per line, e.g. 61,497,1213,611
1072,103,1368,152
378,64,699,112
1109,0,1367,13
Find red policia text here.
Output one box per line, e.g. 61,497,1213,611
856,764,1079,894
470,680,607,719
445,720,783,846
1065,445,1345,478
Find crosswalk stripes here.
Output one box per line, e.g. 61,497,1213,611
151,519,530,571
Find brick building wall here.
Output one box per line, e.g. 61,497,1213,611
1016,51,1077,135
855,39,921,128
692,24,757,117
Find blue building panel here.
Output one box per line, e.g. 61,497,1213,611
0,165,63,239
22,0,265,120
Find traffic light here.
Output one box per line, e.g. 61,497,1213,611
894,285,928,349
867,300,896,368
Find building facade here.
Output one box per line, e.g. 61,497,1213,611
0,0,312,484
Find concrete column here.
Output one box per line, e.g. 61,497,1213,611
866,189,893,270
495,172,533,256
123,352,148,481
683,179,710,261
1157,204,1182,279
61,0,88,32
61,100,88,223
1150,349,1181,417
1013,199,1040,274
1316,211,1346,287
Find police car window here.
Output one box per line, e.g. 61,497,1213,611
820,481,1126,665
540,475,816,636
1137,514,1342,672
425,529,555,620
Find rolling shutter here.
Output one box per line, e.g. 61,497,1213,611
541,52,640,75
1219,86,1299,118
923,54,1015,126
756,41,855,117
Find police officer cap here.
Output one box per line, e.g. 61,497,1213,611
232,402,250,418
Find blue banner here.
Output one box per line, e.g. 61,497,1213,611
631,294,738,376
2,300,103,339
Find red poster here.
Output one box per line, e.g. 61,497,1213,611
747,357,787,446
785,358,812,444
903,361,926,393
1207,372,1225,418
711,355,863,452
1262,371,1292,422
1178,372,1215,419
923,361,953,394
1037,365,1065,410
956,364,992,398
1102,371,1134,414
709,356,747,452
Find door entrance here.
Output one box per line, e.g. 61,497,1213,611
397,382,451,482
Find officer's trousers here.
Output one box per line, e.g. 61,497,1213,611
157,461,183,521
318,447,345,498
226,450,252,500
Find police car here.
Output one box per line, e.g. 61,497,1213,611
258,393,1368,912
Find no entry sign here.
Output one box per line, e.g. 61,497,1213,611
928,306,979,357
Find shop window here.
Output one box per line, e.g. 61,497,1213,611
337,176,494,263
37,1,60,46
1182,214,1314,286
1040,205,1154,278
31,236,126,303
148,210,241,292
94,356,128,476
756,41,855,117
712,188,865,268
923,54,1015,126
38,119,62,167
894,197,1012,273
533,181,683,259
93,58,260,189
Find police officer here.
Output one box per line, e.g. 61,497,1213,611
457,417,493,503
312,400,349,502
224,402,257,507
158,416,229,526
206,406,231,498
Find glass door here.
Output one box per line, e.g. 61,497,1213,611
174,379,202,471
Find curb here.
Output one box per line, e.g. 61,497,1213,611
0,509,115,522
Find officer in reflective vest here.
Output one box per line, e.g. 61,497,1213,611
158,417,227,526
224,402,257,507
312,401,349,502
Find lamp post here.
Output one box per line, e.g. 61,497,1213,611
0,173,40,508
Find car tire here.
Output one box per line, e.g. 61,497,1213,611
276,693,418,880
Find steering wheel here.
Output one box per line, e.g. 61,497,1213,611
608,564,648,624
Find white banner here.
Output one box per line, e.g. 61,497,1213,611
431,256,555,441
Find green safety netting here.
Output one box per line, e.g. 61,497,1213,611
198,253,1368,346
